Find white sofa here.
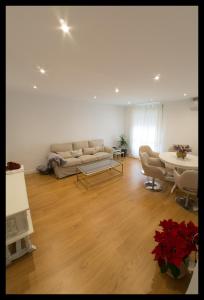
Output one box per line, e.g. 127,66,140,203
50,139,113,178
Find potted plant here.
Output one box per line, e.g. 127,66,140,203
173,145,192,159
118,135,128,157
151,219,198,279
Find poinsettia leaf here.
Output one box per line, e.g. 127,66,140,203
160,262,168,273
184,257,190,267
167,263,181,279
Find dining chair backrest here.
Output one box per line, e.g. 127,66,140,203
139,145,153,157
140,152,149,174
174,169,198,194
140,152,166,181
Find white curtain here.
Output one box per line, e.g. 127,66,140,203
127,103,164,157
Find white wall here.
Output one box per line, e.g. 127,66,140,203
163,100,198,154
124,99,198,155
6,89,125,172
6,90,198,173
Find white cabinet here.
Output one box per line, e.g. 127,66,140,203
186,262,198,294
6,165,36,265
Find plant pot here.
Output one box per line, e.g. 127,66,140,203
166,261,188,279
121,149,127,157
176,151,187,159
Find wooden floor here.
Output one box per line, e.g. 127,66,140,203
6,158,198,294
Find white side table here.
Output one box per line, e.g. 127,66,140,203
6,165,36,265
113,149,125,160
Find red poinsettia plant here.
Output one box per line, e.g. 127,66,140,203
151,219,198,279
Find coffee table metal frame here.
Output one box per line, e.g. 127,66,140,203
76,159,123,189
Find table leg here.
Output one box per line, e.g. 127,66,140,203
171,183,176,194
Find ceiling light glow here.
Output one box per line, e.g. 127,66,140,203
33,85,37,89
93,96,97,99
128,101,131,105
59,19,70,33
40,68,46,74
184,93,187,96
115,88,119,93
154,74,160,81
37,66,46,74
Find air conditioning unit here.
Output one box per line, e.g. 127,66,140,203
190,97,198,111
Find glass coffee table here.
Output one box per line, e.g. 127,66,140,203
76,159,123,189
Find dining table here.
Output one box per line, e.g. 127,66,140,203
159,151,198,193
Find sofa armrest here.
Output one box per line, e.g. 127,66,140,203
50,160,58,168
104,146,113,154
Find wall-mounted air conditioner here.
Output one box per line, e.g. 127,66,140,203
190,97,198,111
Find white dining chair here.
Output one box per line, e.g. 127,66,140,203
174,169,198,210
139,145,166,188
140,152,168,191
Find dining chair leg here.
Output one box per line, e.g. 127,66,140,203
176,194,193,210
171,183,176,194
192,197,198,212
141,170,154,187
145,177,162,192
184,194,189,208
144,179,153,187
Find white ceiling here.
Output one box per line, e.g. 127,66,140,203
6,6,198,105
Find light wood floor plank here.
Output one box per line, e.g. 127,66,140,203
6,158,197,294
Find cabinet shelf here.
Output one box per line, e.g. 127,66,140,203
6,164,36,265
6,210,34,246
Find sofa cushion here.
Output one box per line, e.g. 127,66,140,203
88,139,104,148
71,149,83,158
83,147,97,155
94,152,111,160
80,155,97,164
50,142,73,152
63,157,82,167
57,151,72,159
73,140,89,150
95,145,104,152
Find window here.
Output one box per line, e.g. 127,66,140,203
127,103,163,157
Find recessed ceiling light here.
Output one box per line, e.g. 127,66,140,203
33,85,37,89
93,96,97,99
59,19,70,34
154,74,160,81
37,66,46,74
115,88,119,93
184,93,187,96
40,68,46,74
